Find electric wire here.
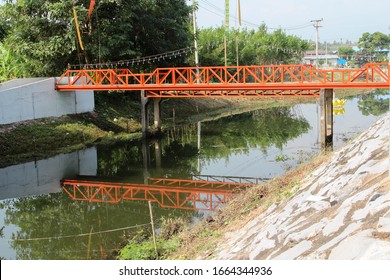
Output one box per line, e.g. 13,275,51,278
198,0,313,31
8,223,150,242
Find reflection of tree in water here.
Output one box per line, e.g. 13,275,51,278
96,139,199,179
358,90,389,117
160,141,199,177
97,144,142,177
96,106,310,178
198,106,310,160
2,192,195,260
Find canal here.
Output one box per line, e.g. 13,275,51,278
0,90,388,259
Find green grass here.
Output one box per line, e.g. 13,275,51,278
119,236,181,260
118,216,188,260
0,117,108,166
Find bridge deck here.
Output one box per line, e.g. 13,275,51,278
56,63,389,97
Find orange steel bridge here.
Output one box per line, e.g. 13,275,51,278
62,178,256,211
56,63,389,97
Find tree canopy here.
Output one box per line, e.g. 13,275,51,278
358,32,390,52
356,32,390,65
0,0,192,78
197,25,310,66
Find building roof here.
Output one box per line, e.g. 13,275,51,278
303,54,339,60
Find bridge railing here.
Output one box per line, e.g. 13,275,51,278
56,63,389,92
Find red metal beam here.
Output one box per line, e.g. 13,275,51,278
144,89,321,98
61,178,255,211
56,63,390,95
148,178,254,190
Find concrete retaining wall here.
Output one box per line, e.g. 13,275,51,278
0,77,94,125
0,147,97,200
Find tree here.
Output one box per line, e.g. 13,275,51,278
87,0,192,66
358,32,390,51
197,24,310,66
338,46,355,58
1,0,77,77
357,32,390,63
0,43,29,82
0,0,192,78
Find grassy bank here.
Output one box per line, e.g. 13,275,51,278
0,112,142,167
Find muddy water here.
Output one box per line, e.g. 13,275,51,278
0,91,388,259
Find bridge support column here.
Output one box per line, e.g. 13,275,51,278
141,90,150,137
197,121,202,173
153,97,162,133
155,139,162,169
320,88,333,149
141,139,150,184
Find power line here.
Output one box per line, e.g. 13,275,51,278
198,2,262,29
9,223,150,242
198,0,313,31
200,40,307,55
286,23,313,31
199,0,223,13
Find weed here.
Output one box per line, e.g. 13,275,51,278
118,232,181,260
159,216,187,241
275,154,290,162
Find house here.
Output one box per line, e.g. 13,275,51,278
303,54,340,67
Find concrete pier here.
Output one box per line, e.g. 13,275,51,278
141,91,162,136
155,139,162,169
140,90,150,137
153,97,162,133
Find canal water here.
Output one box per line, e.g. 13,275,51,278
0,90,388,260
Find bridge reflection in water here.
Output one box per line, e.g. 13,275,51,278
61,176,265,211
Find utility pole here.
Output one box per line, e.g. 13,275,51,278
190,0,201,86
311,18,323,68
236,0,241,68
325,41,328,67
192,1,199,70
224,0,230,66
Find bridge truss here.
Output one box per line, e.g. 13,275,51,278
56,63,389,97
62,178,256,211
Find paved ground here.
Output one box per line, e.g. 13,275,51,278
214,114,390,260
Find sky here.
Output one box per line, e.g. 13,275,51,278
193,0,390,43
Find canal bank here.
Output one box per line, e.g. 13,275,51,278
0,93,317,168
0,89,387,259
169,113,390,260
0,88,376,168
